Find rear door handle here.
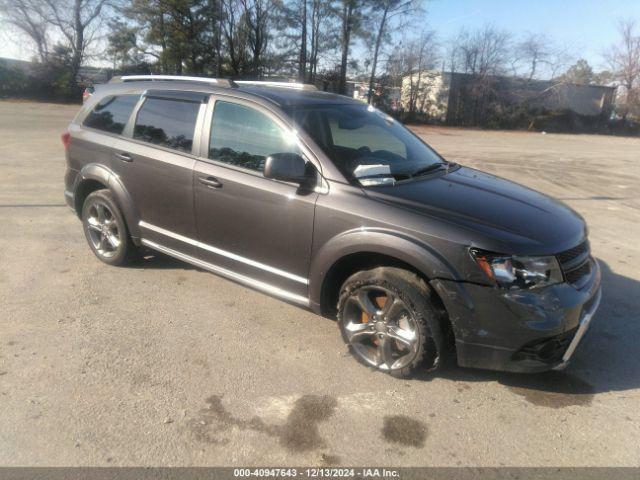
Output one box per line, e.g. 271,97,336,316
115,152,133,162
198,176,222,188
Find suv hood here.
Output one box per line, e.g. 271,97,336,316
365,166,586,253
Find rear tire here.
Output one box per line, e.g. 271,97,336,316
81,189,138,266
337,267,444,378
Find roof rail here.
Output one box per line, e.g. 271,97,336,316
110,75,236,88
235,80,317,91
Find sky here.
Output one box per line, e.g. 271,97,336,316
421,0,640,71
1,0,639,73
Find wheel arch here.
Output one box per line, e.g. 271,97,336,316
309,229,458,317
73,164,141,240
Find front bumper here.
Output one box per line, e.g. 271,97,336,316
551,286,601,370
431,258,602,373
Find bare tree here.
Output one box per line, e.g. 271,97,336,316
43,0,113,86
445,31,463,73
338,0,359,94
298,0,307,79
512,32,548,80
221,0,249,75
307,0,338,82
216,0,224,75
396,31,437,114
455,25,511,76
0,0,113,90
510,32,575,81
606,19,640,119
239,0,272,75
446,25,511,125
0,0,50,62
307,0,320,81
546,44,574,79
277,0,318,81
366,0,417,104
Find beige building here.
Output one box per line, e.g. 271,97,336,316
401,70,617,123
401,71,451,121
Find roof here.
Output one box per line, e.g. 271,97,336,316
104,75,359,108
236,85,360,107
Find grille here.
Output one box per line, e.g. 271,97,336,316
556,240,589,265
513,327,578,363
556,240,591,287
565,261,591,284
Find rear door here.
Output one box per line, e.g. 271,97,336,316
75,93,141,185
192,97,321,301
112,90,208,254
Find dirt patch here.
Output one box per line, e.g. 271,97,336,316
381,415,427,448
321,453,342,465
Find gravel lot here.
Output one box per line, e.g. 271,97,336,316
1,101,639,467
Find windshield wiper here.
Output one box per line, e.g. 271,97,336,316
411,162,449,178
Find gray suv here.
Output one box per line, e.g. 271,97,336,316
63,75,601,377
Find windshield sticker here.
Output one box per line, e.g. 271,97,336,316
353,164,395,186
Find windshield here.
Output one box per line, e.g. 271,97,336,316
285,103,446,184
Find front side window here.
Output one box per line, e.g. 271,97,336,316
83,94,139,134
286,104,445,183
209,101,300,172
133,97,200,153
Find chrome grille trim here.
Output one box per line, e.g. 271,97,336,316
556,240,592,287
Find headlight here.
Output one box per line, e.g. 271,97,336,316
470,248,563,289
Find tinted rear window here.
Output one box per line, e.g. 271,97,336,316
133,97,200,153
83,95,139,134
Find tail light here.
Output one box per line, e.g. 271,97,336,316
61,131,71,149
82,86,94,102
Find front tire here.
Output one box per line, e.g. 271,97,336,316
337,267,444,378
81,189,137,266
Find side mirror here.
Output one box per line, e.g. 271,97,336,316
264,152,311,184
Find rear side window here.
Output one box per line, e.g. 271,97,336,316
133,97,200,153
83,94,139,134
209,101,299,172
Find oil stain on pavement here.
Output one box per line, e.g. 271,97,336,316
191,394,338,452
381,415,427,448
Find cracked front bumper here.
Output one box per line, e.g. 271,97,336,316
552,286,602,370
431,259,602,373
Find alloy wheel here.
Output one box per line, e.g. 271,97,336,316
85,201,121,258
343,286,420,371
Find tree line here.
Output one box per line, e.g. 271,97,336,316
0,0,421,101
1,0,638,122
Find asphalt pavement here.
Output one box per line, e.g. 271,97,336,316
1,101,639,466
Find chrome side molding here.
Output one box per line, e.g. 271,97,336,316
139,221,309,285
141,238,310,306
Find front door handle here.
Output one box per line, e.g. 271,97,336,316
115,152,133,162
198,176,222,188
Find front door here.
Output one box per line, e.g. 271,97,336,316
193,98,319,301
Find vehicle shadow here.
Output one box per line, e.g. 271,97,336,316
417,258,640,406
129,251,198,270
130,251,310,310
